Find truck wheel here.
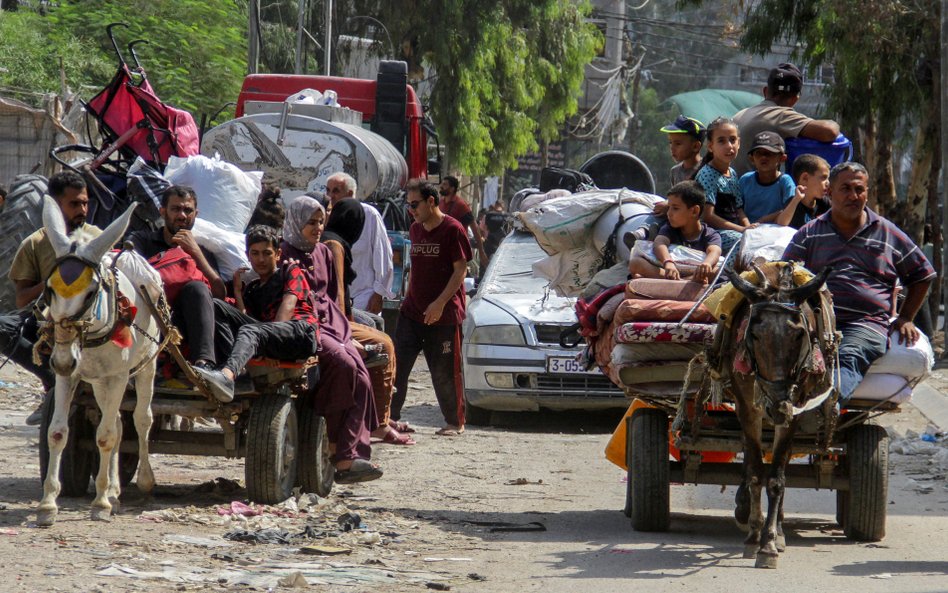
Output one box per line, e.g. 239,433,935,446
836,490,848,529
0,175,47,312
628,408,670,531
843,424,888,541
245,394,298,504
38,392,94,497
464,398,492,426
297,404,334,497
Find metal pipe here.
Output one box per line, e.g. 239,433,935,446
248,0,260,74
942,0,948,347
323,0,332,75
295,0,306,74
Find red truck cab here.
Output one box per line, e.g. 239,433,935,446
236,65,432,180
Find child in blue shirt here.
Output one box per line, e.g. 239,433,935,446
739,131,796,223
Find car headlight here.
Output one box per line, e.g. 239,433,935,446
469,324,526,345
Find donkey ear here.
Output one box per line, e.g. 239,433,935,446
77,202,138,263
42,195,72,259
786,265,833,305
724,266,765,303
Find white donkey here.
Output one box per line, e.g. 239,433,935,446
37,197,162,525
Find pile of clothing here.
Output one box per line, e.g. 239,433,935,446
591,277,716,399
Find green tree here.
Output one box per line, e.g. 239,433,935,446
260,0,600,176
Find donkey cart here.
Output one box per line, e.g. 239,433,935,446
39,356,335,506
621,393,895,543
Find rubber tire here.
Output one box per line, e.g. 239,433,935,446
0,174,47,313
628,408,670,531
836,490,848,529
843,424,888,541
464,399,492,426
297,404,334,497
38,392,94,497
245,394,299,504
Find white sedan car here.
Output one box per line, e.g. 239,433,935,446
461,231,627,425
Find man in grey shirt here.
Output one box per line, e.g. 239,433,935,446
732,63,840,175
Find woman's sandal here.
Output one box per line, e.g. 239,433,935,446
334,459,383,484
389,419,415,433
381,430,416,446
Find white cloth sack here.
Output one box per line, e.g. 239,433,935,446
531,247,603,297
851,373,912,403
738,224,798,268
518,189,572,214
867,330,934,381
192,218,251,280
518,190,624,254
631,240,707,274
163,154,263,234
107,250,163,304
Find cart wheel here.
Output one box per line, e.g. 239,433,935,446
245,394,299,504
628,408,670,531
38,393,94,497
464,399,492,426
835,490,848,529
843,424,888,541
297,405,334,497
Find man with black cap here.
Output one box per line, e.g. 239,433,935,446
732,63,840,175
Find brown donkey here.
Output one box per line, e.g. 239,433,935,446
713,263,837,568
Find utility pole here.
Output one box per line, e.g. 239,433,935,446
323,0,332,76
941,0,948,342
295,0,307,74
248,0,260,74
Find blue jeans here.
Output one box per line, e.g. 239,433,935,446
837,324,888,403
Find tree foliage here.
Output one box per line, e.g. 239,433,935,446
0,1,247,121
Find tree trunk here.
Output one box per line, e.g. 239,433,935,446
871,127,897,219
1,0,19,10
901,125,935,243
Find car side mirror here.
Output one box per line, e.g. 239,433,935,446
427,158,441,177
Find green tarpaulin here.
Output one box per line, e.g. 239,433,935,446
660,89,761,126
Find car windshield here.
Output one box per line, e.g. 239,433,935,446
479,232,549,295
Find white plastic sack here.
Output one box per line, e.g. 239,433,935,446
192,218,251,280
286,88,324,105
108,250,163,304
519,189,572,213
163,154,263,234
532,247,603,297
851,373,912,403
517,190,624,255
739,224,797,268
867,330,934,381
631,240,707,273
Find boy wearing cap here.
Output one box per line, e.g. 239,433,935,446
739,131,797,223
732,62,840,175
662,115,706,187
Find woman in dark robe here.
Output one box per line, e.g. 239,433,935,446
282,196,412,446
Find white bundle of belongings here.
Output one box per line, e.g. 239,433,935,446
738,224,798,269
517,188,664,297
164,154,263,234
853,329,934,403
192,218,252,280
106,249,163,304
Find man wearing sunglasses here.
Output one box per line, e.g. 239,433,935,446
391,179,473,436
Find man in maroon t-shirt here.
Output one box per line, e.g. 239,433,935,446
392,179,473,435
440,175,488,270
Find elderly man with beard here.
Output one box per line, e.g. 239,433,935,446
128,185,226,369
2,171,103,425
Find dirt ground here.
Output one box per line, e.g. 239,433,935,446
0,359,946,592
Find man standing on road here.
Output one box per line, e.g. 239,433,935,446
128,186,226,370
391,179,472,436
439,176,488,271
2,171,102,425
325,172,395,315
782,162,934,402
732,63,841,175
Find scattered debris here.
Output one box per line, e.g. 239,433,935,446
300,545,351,556
462,520,547,533
426,583,451,591
276,571,309,587
163,534,233,548
337,512,363,532
505,478,544,486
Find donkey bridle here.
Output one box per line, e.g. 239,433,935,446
44,253,120,349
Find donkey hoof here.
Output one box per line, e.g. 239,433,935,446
755,552,778,569
36,509,58,527
91,506,113,522
775,534,786,552
743,544,758,559
108,498,121,514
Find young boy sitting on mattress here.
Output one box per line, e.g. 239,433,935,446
628,180,722,284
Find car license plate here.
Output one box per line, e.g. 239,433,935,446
546,356,590,374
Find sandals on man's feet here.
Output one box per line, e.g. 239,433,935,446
334,459,383,484
389,419,415,433
435,425,465,437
